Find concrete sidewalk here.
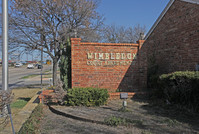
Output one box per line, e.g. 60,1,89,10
0,94,39,134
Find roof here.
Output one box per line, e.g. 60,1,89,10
144,0,199,40
181,0,199,4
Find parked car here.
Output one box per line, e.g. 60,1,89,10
15,63,23,68
27,64,34,69
37,64,43,69
35,64,39,67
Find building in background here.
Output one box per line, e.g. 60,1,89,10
136,0,199,89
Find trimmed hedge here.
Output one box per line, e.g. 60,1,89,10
153,71,199,112
65,87,109,106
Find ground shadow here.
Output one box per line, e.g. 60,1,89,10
18,97,31,102
101,106,119,112
47,104,104,125
47,104,150,131
118,41,147,92
8,81,24,88
33,97,40,103
117,56,140,92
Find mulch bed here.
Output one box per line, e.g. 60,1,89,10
39,99,199,134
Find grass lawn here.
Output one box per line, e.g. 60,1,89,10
11,88,41,116
10,98,31,109
20,74,38,79
20,72,59,79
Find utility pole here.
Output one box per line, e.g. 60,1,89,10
2,0,15,133
2,0,8,92
41,47,43,89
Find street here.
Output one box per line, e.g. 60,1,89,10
0,65,52,89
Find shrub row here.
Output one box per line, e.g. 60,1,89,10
65,87,109,106
151,71,199,112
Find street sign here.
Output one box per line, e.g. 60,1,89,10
120,93,128,99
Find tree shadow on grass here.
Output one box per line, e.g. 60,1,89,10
18,97,31,102
47,104,154,131
101,106,119,112
47,104,104,125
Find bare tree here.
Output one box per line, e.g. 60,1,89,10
103,24,146,43
9,0,104,85
126,24,146,42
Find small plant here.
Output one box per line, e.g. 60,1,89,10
104,116,143,127
65,87,109,106
118,107,131,112
104,116,126,126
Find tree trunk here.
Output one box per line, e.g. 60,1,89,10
53,58,58,86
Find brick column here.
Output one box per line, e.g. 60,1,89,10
71,38,81,45
137,40,145,49
136,40,147,90
71,38,81,88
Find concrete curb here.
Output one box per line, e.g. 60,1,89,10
0,94,39,134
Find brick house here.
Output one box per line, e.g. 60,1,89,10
136,0,199,89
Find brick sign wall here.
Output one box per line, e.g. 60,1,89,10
71,38,143,92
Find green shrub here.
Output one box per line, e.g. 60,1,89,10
59,37,71,90
65,87,109,106
104,116,143,127
153,71,199,112
104,116,126,126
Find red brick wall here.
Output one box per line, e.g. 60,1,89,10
138,0,199,88
148,0,199,72
71,38,141,92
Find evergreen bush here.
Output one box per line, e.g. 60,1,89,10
65,87,109,106
59,37,71,89
152,71,199,112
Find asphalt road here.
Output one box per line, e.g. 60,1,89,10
0,65,52,89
